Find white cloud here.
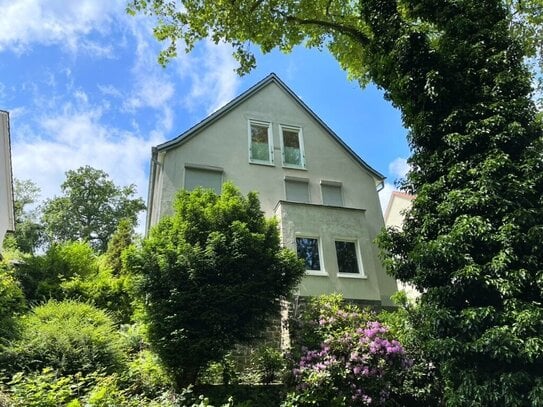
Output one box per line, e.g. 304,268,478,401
11,105,166,233
388,157,410,179
0,0,121,54
124,77,175,111
177,40,241,114
97,84,123,98
121,15,177,116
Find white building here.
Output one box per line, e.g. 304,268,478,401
384,190,419,298
0,110,15,247
147,74,397,307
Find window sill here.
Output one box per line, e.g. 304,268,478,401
249,160,275,167
305,270,328,277
338,273,367,279
283,164,307,171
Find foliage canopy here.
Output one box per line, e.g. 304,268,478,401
42,166,145,252
128,183,305,387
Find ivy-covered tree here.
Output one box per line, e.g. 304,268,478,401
42,166,145,252
129,0,543,404
127,183,304,387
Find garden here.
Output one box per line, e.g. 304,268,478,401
0,174,439,406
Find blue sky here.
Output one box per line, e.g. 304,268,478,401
0,1,410,230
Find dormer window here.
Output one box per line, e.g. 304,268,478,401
248,120,273,165
280,125,305,168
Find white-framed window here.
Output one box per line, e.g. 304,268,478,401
285,177,310,203
280,125,305,168
296,236,326,276
321,181,343,206
248,120,273,165
334,239,365,278
184,165,223,194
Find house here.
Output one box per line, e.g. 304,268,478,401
146,74,397,308
0,110,15,247
384,190,415,230
384,190,419,298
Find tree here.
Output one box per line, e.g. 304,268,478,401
129,1,543,404
127,183,305,387
105,218,136,275
3,179,44,254
42,166,145,252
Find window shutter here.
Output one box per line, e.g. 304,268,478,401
321,184,343,206
184,167,223,194
285,179,310,203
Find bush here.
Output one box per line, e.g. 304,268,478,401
0,262,25,342
125,349,173,398
253,346,285,385
128,183,305,387
2,300,125,376
7,368,89,407
15,241,97,302
62,257,135,324
285,294,411,406
378,292,443,406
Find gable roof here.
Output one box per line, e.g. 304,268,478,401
154,73,385,181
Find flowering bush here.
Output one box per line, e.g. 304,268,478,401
285,295,412,406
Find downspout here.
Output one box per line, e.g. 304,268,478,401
145,147,159,236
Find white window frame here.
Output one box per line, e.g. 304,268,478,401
279,124,305,169
334,238,366,279
295,235,327,276
248,119,274,165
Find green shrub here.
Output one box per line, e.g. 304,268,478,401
125,349,173,398
252,347,285,385
15,241,98,302
7,368,88,407
128,183,305,387
0,262,25,342
2,300,125,376
62,257,135,324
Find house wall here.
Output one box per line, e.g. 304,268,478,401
276,201,396,305
0,111,15,245
150,80,396,304
156,82,383,222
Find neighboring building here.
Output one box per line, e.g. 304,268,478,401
384,191,415,230
383,190,419,298
0,110,15,246
147,74,397,308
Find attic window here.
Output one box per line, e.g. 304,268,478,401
281,125,305,168
249,120,273,165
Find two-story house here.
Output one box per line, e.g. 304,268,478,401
0,110,15,248
146,74,397,308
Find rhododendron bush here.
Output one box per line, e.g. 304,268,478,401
284,295,412,406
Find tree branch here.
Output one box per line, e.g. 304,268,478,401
284,14,369,45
